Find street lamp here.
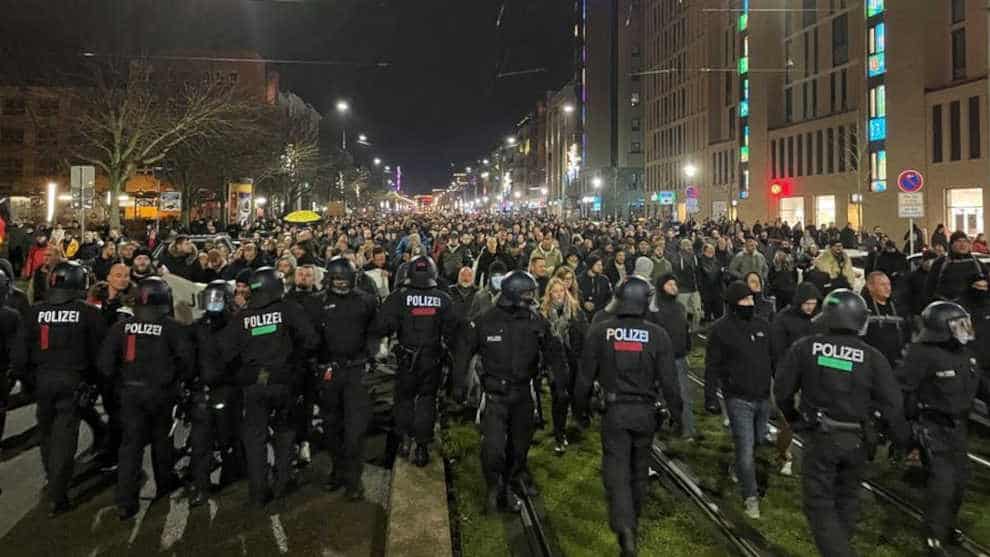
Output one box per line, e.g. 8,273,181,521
513,191,522,199
506,136,517,146
373,157,382,166
255,197,267,206
46,181,57,223
683,163,698,179
358,134,368,143
540,187,548,195
336,100,350,150
563,103,575,114
480,171,490,179
482,159,490,165
592,177,603,189
335,100,350,113
466,166,472,173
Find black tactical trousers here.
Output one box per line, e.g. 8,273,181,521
96,380,122,463
0,370,8,445
36,372,82,507
802,430,866,557
480,386,534,490
319,364,371,490
601,403,655,533
117,386,176,509
918,421,969,543
294,368,318,445
189,386,243,492
395,349,442,444
242,383,296,504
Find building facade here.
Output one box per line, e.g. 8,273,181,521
643,0,989,238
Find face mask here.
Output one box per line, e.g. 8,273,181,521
490,274,504,291
733,305,755,320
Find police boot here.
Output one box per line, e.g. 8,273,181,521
413,443,430,467
617,528,637,557
398,436,413,460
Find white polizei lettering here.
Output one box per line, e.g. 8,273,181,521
123,323,163,336
811,342,865,363
243,312,284,329
486,335,502,342
406,295,442,308
37,310,81,324
605,328,650,343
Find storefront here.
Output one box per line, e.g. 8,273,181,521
945,187,984,237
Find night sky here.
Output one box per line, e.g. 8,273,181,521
0,0,574,193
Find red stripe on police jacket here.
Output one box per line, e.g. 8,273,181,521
124,335,136,363
613,341,643,352
40,325,49,350
411,308,437,316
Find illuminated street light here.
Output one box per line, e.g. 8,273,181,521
483,159,490,165
480,172,490,179
466,166,472,173
683,163,698,179
336,100,350,113
563,103,575,114
513,191,522,199
46,182,57,222
358,133,368,142
384,165,391,172
255,196,267,206
592,177,603,189
506,136,517,146
540,187,548,195
373,157,382,166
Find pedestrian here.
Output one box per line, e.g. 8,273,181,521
540,276,588,454
896,301,980,556
453,271,564,512
575,275,682,557
697,243,724,322
577,255,612,318
671,239,702,333
0,268,21,459
862,271,909,368
650,273,693,439
925,231,989,304
378,256,457,466
316,257,381,500
98,278,192,520
705,280,773,519
220,267,320,508
12,262,107,517
775,289,910,557
745,271,776,323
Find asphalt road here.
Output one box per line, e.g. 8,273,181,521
0,395,392,557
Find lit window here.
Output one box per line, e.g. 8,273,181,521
743,79,750,99
869,85,886,117
868,53,886,77
866,0,885,17
741,146,750,162
739,13,748,30
868,23,885,55
743,126,750,146
869,117,887,141
738,57,749,74
870,150,887,180
739,100,750,117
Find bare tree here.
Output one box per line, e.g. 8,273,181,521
68,61,254,228
844,120,870,230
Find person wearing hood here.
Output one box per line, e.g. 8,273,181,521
21,234,49,281
577,255,613,318
697,243,725,322
530,234,563,276
906,251,939,315
745,272,776,323
130,248,157,283
632,256,654,282
868,240,909,283
650,273,694,439
769,282,821,476
705,280,773,519
925,231,989,304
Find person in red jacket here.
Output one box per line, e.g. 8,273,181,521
21,234,49,279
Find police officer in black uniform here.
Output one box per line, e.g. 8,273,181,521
99,277,193,519
317,257,380,500
12,262,106,516
896,301,981,556
221,267,319,508
452,271,564,513
775,289,910,557
960,272,990,400
0,268,21,459
187,280,243,507
576,276,682,557
378,256,456,467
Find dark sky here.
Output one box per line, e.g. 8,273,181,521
0,0,574,194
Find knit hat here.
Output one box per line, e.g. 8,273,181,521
724,281,753,304
633,256,654,279
586,254,602,270
489,260,508,275
133,247,152,260
950,231,970,244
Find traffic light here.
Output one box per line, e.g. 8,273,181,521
769,180,790,197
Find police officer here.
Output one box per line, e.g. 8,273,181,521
452,271,564,513
0,268,20,457
12,262,106,516
378,256,456,467
959,272,990,400
775,289,909,557
220,267,318,508
316,257,380,500
896,301,980,555
187,280,243,507
98,277,192,519
575,276,682,556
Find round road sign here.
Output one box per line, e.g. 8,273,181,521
897,170,924,193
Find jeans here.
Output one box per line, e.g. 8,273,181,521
675,358,695,437
726,397,770,499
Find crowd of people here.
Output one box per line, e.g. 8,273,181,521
0,210,988,556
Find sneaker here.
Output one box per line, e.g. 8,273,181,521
553,435,568,456
779,460,793,477
744,496,761,519
298,442,312,465
722,417,730,428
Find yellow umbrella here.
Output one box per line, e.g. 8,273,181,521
283,210,323,224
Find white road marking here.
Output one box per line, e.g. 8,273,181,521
208,499,219,524
270,514,289,554
160,496,190,551
91,506,114,532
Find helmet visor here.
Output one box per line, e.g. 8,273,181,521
202,288,227,313
948,315,975,344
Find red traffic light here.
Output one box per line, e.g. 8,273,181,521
769,180,790,197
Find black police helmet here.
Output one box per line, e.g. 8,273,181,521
918,301,974,344
134,277,173,321
405,255,438,289
606,275,653,317
248,267,284,308
497,270,539,309
324,256,357,291
820,288,869,335
47,261,89,304
0,268,9,304
198,279,232,316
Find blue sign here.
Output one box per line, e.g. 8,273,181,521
656,190,676,205
897,170,924,193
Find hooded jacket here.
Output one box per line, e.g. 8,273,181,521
649,273,690,357
769,282,820,365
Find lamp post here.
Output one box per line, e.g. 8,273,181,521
335,100,350,150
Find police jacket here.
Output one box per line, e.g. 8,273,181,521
705,312,773,400
99,316,193,391
770,305,815,366
863,293,908,367
0,306,20,373
3,288,30,318
453,305,563,394
649,293,690,358
318,289,380,362
285,287,325,331
220,299,319,386
774,333,908,443
576,315,682,418
193,314,234,387
896,342,980,420
378,286,456,350
12,299,106,381
961,291,990,373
